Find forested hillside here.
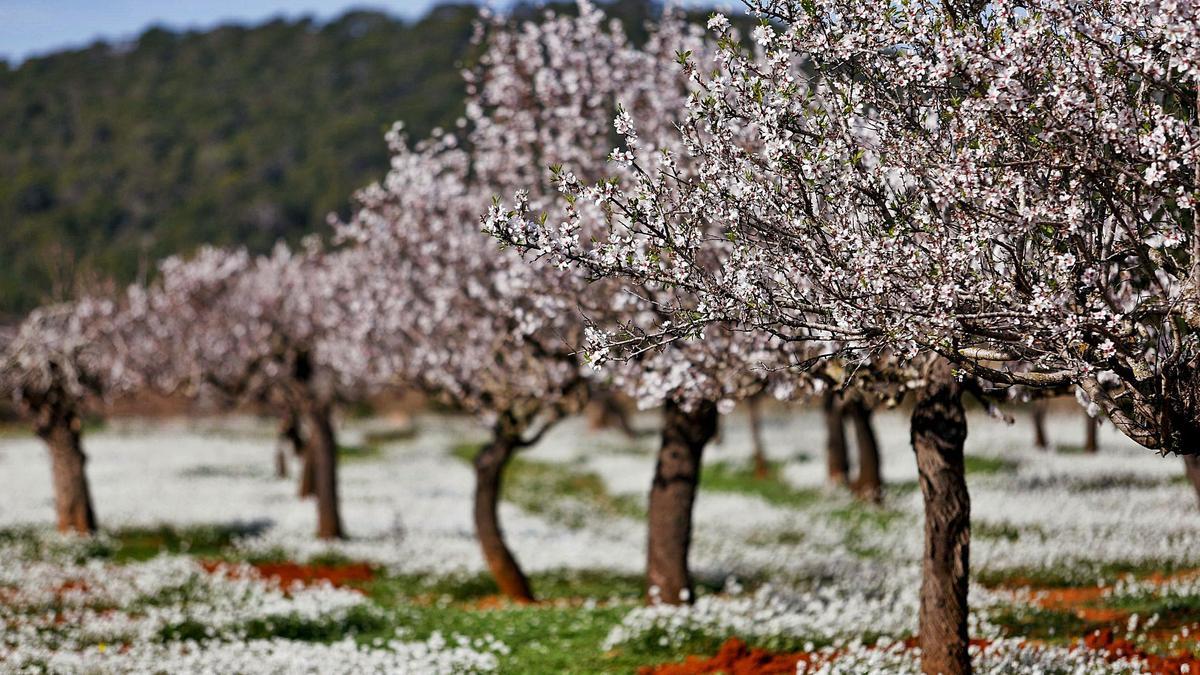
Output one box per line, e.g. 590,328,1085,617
0,0,662,318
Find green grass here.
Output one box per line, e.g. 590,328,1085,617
362,427,419,445
366,568,647,606
357,567,719,673
987,605,1092,642
338,444,385,462
977,558,1196,589
699,460,822,509
104,523,264,562
450,443,644,528
964,455,1019,475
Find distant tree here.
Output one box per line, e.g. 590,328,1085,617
134,244,375,539
0,299,140,533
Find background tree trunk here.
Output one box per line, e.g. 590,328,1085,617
845,400,883,504
275,412,303,479
274,440,289,479
646,400,718,605
824,391,849,487
301,403,343,539
1032,400,1049,451
1184,455,1200,509
747,395,769,479
587,389,637,438
911,359,971,675
297,447,316,497
1084,415,1099,454
474,435,535,603
37,404,97,535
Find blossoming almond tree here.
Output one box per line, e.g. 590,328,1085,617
136,244,373,540
488,1,1199,672
473,2,836,604
0,298,140,534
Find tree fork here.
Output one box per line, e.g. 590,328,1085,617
473,433,535,603
911,358,971,675
646,400,718,605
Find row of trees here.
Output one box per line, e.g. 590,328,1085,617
3,2,1197,674
486,1,1200,673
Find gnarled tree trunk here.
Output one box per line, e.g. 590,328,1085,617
1032,400,1049,451
300,402,343,539
646,400,718,605
35,402,97,535
911,358,971,675
824,391,849,486
473,433,534,603
845,399,883,504
747,395,769,479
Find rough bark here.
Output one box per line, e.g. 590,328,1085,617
1084,415,1099,454
646,400,718,605
300,402,343,539
1161,359,1200,455
824,391,850,486
473,433,535,603
747,396,769,479
1032,401,1049,451
1185,456,1200,509
911,358,971,675
36,404,97,535
845,400,883,504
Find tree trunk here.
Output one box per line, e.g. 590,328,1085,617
274,440,289,479
824,391,849,487
1084,415,1099,454
1184,456,1200,509
911,358,971,675
646,400,718,605
300,403,343,539
747,396,769,479
37,406,98,535
297,444,316,498
1032,400,1049,451
846,400,883,504
587,389,637,438
473,435,535,603
275,412,303,479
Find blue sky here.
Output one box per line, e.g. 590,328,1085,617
0,1,439,62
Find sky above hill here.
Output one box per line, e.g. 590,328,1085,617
0,1,435,62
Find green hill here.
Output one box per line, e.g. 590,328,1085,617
1,0,685,320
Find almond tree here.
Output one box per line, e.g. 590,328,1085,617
339,3,818,604
0,298,139,533
488,1,1198,672
136,244,373,539
476,2,825,604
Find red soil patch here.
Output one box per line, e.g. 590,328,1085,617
201,560,374,590
1086,628,1200,675
1030,587,1129,623
638,638,813,675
